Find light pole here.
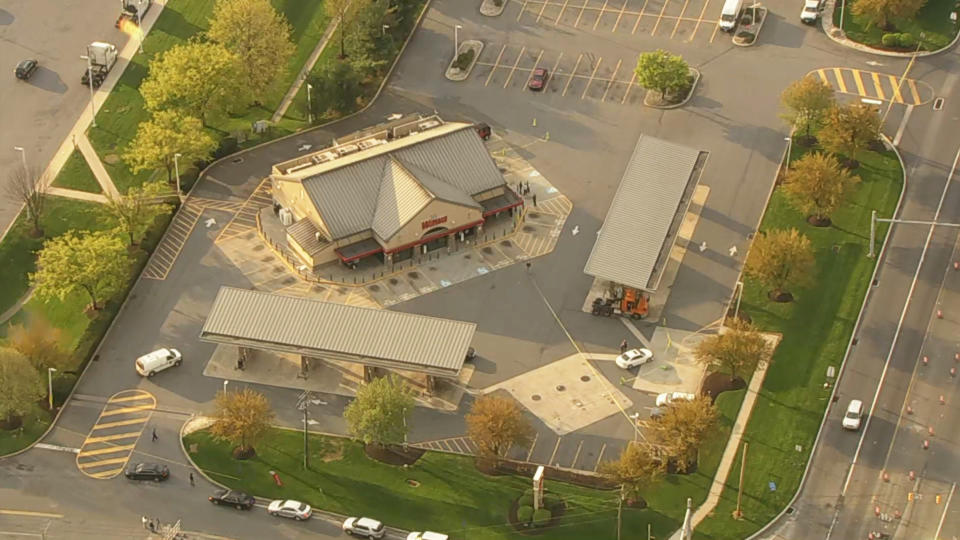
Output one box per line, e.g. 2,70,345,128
80,55,97,127
306,83,313,124
13,146,27,172
733,281,745,320
223,380,229,394
137,9,144,54
47,368,57,410
173,153,182,200
382,24,390,36
454,24,462,57
783,136,792,174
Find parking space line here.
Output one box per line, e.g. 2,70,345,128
611,0,628,30
581,57,602,99
832,68,848,93
525,49,545,88
517,0,530,21
671,0,691,37
593,0,609,29
594,442,607,471
574,0,588,26
602,59,622,101
851,69,867,97
556,0,570,24
709,17,721,42
536,0,551,21
503,46,527,88
621,71,637,104
651,0,671,35
907,78,920,104
562,53,583,96
485,45,507,87
542,52,564,92
687,0,710,41
549,437,562,465
525,432,539,461
869,71,884,100
570,440,584,468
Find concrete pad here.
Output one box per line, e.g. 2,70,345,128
628,327,708,396
476,243,513,269
484,353,632,435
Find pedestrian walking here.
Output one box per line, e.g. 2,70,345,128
151,428,158,442
525,262,531,273
142,516,149,529
189,472,195,486
619,339,628,353
532,193,537,206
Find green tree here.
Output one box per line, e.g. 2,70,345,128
103,181,173,247
0,348,44,426
851,0,926,29
326,0,352,58
7,315,67,373
646,396,718,473
783,152,860,226
210,387,275,457
598,442,664,499
694,319,772,383
31,231,132,311
818,103,882,167
780,75,835,142
344,374,414,447
123,110,217,185
635,50,691,99
466,395,535,460
207,0,295,104
140,41,242,125
745,228,816,301
304,59,363,120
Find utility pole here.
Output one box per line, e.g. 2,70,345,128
734,442,748,519
869,212,960,258
298,390,311,470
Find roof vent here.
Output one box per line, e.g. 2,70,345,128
418,119,441,130
285,162,314,174
337,143,359,156
312,151,337,164
358,138,386,150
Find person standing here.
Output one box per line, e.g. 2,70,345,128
142,516,149,530
151,428,158,442
189,472,195,486
619,339,628,353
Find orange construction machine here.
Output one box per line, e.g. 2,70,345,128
591,286,649,319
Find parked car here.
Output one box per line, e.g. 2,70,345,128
15,59,38,80
615,348,654,369
267,499,312,520
655,391,696,407
135,348,182,377
842,399,863,430
474,123,491,141
209,489,255,510
800,0,822,23
407,532,449,540
124,462,169,482
343,517,386,538
528,68,548,91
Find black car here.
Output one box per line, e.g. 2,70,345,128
124,462,170,482
15,59,38,81
209,489,256,510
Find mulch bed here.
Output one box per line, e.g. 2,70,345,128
507,492,568,535
0,415,22,431
364,443,425,466
701,371,747,402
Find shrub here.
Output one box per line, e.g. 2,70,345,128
453,49,476,71
518,492,534,507
51,373,77,408
214,136,238,159
898,33,916,48
516,505,534,524
736,31,756,42
542,494,563,509
741,14,753,24
881,33,899,47
533,507,552,527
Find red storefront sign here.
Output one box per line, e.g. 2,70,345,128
421,216,448,230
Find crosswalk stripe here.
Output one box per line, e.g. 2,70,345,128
100,404,154,416
78,444,136,457
907,78,921,105
83,432,141,444
832,68,847,93
91,417,150,430
888,74,904,104
851,70,867,97
871,72,885,100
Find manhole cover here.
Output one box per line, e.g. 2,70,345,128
556,385,566,392
482,247,493,254
580,375,590,382
531,394,541,401
369,284,380,292
523,226,535,232
389,278,399,285
408,271,420,279
261,256,274,262
500,240,512,247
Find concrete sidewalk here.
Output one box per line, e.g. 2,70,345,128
47,186,109,204
76,134,120,199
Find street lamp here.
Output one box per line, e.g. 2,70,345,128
13,146,26,172
223,380,229,394
306,83,313,124
454,24,462,58
783,136,792,174
47,368,57,410
173,153,182,200
137,10,144,54
80,55,97,127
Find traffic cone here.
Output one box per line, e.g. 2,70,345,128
929,426,935,436
909,470,915,481
883,470,890,482
951,367,956,377
953,261,958,270
923,356,929,366
923,439,930,450
906,404,913,414
937,309,944,319
894,509,901,519
875,505,881,516
940,395,946,405
955,352,959,362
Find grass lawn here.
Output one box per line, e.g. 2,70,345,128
0,403,52,456
51,150,102,194
834,0,958,50
692,143,903,539
185,389,743,540
88,0,329,193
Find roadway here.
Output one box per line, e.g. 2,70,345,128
759,44,960,540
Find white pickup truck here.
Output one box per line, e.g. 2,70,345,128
800,0,823,24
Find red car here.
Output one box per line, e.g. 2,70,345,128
528,68,548,91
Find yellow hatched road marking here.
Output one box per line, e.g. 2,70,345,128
107,393,153,403
832,68,847,93
871,72,885,100
78,444,136,457
91,417,149,430
907,79,921,104
83,432,141,444
816,69,828,84
87,468,125,479
100,404,155,417
77,457,130,469
852,70,867,96
888,74,905,103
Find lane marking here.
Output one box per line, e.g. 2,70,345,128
593,0,610,30
671,0,692,38
870,71,885,100
0,510,64,519
621,71,637,104
503,46,527,89
574,0,588,26
485,45,508,87
570,440,584,468
556,0,570,24
562,53,583,96
833,67,848,93
688,0,710,41
613,0,629,31
651,0,671,35
581,57,603,99
33,443,80,454
851,69,867,97
602,58,622,101
935,482,958,540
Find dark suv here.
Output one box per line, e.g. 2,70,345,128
15,59,38,81
209,489,256,510
124,462,170,482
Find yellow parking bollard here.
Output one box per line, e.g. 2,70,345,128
532,118,537,127
544,131,550,141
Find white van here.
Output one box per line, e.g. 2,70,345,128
719,0,744,31
135,348,182,377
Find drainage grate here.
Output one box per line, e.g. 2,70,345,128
934,97,945,111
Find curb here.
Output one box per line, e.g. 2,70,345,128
820,0,960,57
643,68,701,109
745,134,908,539
480,0,507,16
732,6,767,47
445,41,484,81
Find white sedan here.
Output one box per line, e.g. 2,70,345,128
267,499,312,520
615,348,654,369
655,392,696,407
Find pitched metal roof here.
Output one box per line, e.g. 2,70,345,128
200,287,476,376
299,125,503,240
584,136,703,291
372,159,434,241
